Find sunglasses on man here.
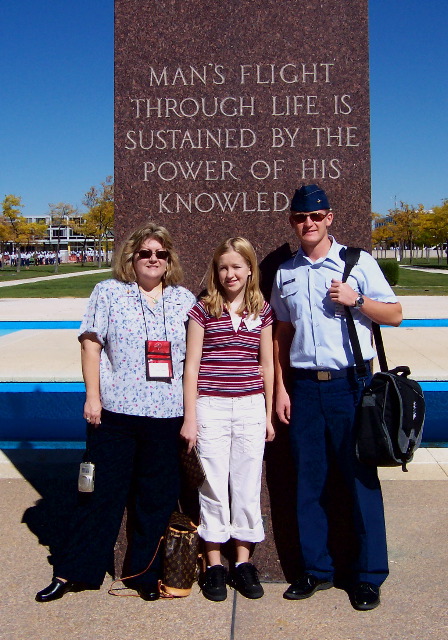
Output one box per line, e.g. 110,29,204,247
291,212,329,224
135,249,169,260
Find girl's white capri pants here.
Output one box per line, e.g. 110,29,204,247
196,393,266,544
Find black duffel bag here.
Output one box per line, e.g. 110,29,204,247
356,365,425,471
342,247,426,472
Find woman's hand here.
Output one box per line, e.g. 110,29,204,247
83,398,102,426
80,334,102,427
180,420,198,453
265,421,275,442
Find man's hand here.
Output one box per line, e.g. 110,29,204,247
328,279,358,307
275,388,291,424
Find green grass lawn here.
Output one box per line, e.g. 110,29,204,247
393,267,448,295
399,257,448,269
0,271,111,298
0,263,109,282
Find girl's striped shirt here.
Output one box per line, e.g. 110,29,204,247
188,300,274,397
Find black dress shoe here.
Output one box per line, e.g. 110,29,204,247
35,578,74,602
350,582,381,611
283,573,333,600
136,586,160,601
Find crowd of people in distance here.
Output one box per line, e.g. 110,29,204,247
68,250,109,263
1,251,61,268
0,249,110,269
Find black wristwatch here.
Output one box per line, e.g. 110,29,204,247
353,294,364,308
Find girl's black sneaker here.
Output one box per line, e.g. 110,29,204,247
200,565,228,601
229,562,264,599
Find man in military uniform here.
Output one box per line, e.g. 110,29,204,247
271,184,402,610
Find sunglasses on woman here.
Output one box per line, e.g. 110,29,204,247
135,249,169,260
291,212,329,224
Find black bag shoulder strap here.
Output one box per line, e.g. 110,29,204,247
372,321,388,372
341,246,362,282
341,247,388,377
341,247,368,378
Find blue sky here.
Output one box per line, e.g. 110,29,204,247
370,0,447,214
0,1,446,218
0,1,113,216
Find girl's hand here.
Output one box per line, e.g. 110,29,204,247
180,420,198,453
265,421,275,442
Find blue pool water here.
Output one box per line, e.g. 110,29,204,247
0,321,80,337
0,321,81,329
0,382,86,441
0,382,85,392
1,319,448,332
0,380,446,445
0,440,85,449
2,319,448,332
387,319,448,328
0,320,447,445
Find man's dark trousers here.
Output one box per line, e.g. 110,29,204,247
289,371,389,587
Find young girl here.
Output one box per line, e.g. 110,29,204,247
180,237,275,602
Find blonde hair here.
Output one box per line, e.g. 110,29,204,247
112,221,183,285
202,237,265,318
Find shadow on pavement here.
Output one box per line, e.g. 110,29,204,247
4,448,82,569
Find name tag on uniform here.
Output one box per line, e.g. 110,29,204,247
145,340,173,381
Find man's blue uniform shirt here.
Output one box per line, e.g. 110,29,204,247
270,237,398,370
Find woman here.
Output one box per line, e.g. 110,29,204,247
180,237,274,602
36,222,196,602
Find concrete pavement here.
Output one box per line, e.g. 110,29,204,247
2,451,447,640
2,296,448,382
2,294,448,320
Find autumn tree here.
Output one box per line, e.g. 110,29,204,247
0,218,10,269
69,216,90,266
372,222,393,257
48,202,77,273
371,200,448,262
388,202,426,264
24,220,49,259
427,199,448,263
1,195,29,272
82,176,114,268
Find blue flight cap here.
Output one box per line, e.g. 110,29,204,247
290,184,331,212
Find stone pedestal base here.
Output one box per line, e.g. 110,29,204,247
114,424,357,582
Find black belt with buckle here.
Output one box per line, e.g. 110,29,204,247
292,364,370,382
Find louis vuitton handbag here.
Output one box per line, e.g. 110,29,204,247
179,445,206,489
159,511,201,597
110,510,201,599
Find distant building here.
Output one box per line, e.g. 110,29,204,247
23,215,113,255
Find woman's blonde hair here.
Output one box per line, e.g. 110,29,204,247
202,237,265,318
112,221,183,285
